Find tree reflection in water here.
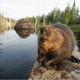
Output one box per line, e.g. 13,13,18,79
0,26,37,79
0,38,4,79
0,27,5,78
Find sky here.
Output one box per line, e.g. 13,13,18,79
0,0,80,20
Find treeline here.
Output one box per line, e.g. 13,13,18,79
25,1,80,29
0,13,5,29
0,13,16,30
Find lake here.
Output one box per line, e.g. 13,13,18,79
0,29,38,79
0,28,80,79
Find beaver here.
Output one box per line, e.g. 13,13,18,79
38,23,79,66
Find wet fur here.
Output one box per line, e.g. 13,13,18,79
38,23,76,66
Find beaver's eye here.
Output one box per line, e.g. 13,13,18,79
43,38,48,42
40,27,47,34
40,37,48,42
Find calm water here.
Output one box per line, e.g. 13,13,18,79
0,29,38,79
0,29,80,79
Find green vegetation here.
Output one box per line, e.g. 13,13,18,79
69,25,78,32
0,0,80,33
25,1,80,33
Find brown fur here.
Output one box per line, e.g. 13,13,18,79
38,23,75,66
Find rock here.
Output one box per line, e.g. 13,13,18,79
28,50,80,80
28,61,80,80
14,18,34,30
14,18,35,38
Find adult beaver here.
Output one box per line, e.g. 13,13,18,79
38,23,78,66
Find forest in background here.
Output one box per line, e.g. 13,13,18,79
24,1,80,33
0,1,80,33
0,13,16,30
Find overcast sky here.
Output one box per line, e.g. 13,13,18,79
0,0,80,20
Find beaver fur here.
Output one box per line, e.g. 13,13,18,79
38,23,76,66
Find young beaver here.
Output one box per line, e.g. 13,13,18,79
38,23,76,66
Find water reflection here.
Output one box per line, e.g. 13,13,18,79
0,29,37,79
0,44,3,78
0,35,3,58
0,38,4,78
0,48,3,57
0,28,5,35
15,29,34,38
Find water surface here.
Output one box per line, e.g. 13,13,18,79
0,29,38,79
0,28,80,79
